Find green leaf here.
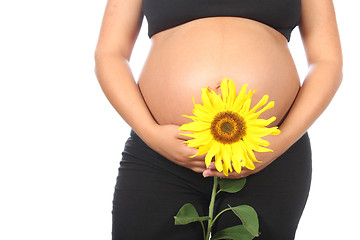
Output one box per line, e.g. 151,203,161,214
229,205,259,237
174,203,211,225
211,225,255,240
218,178,246,193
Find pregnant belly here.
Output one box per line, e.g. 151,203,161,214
138,17,300,128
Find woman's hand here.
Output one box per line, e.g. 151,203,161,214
202,133,287,179
144,124,207,173
202,152,276,179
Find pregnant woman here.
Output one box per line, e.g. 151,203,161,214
94,0,342,239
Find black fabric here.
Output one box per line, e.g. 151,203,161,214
112,129,312,239
142,0,301,42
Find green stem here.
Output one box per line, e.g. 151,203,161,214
211,207,232,226
200,221,205,239
205,176,218,240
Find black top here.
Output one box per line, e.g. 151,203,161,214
142,0,301,42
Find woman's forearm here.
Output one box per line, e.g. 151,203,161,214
94,53,157,141
279,59,343,151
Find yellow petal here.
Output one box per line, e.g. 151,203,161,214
205,140,220,166
249,95,269,113
220,78,229,105
193,94,217,119
231,152,241,173
179,121,211,132
188,143,212,158
231,141,241,157
222,144,233,173
201,88,216,113
232,84,248,112
186,136,213,148
254,146,273,152
190,96,215,121
244,155,256,170
231,143,243,173
192,108,215,122
232,158,242,173
246,126,280,138
227,79,237,107
244,138,273,152
221,156,230,175
252,101,275,118
264,126,281,136
248,89,257,99
207,88,226,112
178,132,194,138
192,96,207,112
240,98,252,115
214,152,223,172
243,135,262,146
181,114,197,121
270,127,281,135
240,144,256,170
183,130,212,147
222,164,229,176
196,144,212,156
218,144,230,176
243,141,261,163
245,117,277,127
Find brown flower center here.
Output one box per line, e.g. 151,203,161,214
210,111,246,144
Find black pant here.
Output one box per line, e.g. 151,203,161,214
112,129,312,240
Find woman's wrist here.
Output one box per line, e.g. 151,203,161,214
132,120,160,145
262,127,293,160
273,123,308,158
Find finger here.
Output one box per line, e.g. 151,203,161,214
183,157,206,167
191,166,207,173
203,169,226,178
203,169,244,179
182,146,207,161
190,154,207,162
208,161,216,169
191,158,206,166
190,161,207,169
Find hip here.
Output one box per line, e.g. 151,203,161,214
115,129,312,195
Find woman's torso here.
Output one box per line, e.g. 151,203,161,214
137,16,300,128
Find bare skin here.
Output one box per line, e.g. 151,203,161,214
94,0,343,179
139,17,299,128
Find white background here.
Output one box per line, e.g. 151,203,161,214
0,0,358,239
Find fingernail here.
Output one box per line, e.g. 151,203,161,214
203,172,210,178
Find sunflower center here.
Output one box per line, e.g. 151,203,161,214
210,111,246,144
220,122,233,133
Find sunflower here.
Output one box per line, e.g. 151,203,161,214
179,77,280,176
